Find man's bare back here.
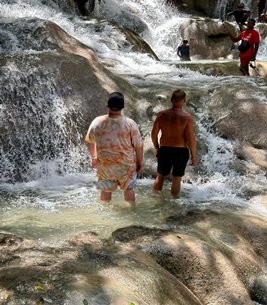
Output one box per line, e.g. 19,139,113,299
152,108,193,148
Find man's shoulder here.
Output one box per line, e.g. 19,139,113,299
122,116,139,127
123,115,135,122
181,110,193,118
157,109,170,116
92,114,107,119
158,108,191,117
251,29,260,38
90,114,107,125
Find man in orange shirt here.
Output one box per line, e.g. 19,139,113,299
85,92,143,205
151,89,197,198
224,18,260,76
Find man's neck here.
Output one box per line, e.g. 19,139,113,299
172,106,183,110
108,111,122,118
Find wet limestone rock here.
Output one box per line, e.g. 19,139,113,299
0,232,203,305
112,208,267,305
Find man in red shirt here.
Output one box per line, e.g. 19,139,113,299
224,18,260,76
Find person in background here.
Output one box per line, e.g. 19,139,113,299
224,18,260,76
259,9,267,22
85,92,143,206
151,89,197,198
226,2,251,31
177,40,191,61
257,0,266,21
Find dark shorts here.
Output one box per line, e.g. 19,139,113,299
157,146,189,177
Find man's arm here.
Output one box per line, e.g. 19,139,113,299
151,118,160,150
87,142,97,168
223,23,241,42
135,146,143,173
224,28,239,42
129,120,144,173
84,120,98,168
253,42,259,59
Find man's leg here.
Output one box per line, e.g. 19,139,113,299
99,180,116,202
240,63,249,76
171,176,182,198
100,190,112,202
124,188,135,206
240,57,250,76
153,174,165,192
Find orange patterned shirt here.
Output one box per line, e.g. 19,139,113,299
85,115,143,187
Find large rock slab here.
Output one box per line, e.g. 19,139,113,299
112,208,267,305
2,205,266,305
0,232,203,305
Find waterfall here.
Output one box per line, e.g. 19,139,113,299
1,3,267,304
0,56,88,182
0,0,266,184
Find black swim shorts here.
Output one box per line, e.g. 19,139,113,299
157,146,189,177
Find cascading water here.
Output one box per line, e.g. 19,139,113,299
0,58,88,182
1,1,267,304
0,0,267,236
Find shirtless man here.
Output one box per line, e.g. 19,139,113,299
151,89,197,198
85,92,143,205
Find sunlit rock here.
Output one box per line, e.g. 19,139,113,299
112,208,267,305
206,81,267,150
0,231,203,305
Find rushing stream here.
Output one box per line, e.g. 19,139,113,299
1,1,267,304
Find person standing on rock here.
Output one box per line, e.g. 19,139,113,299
177,40,191,61
151,89,197,198
226,2,251,31
85,92,143,206
257,0,266,21
224,18,260,76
